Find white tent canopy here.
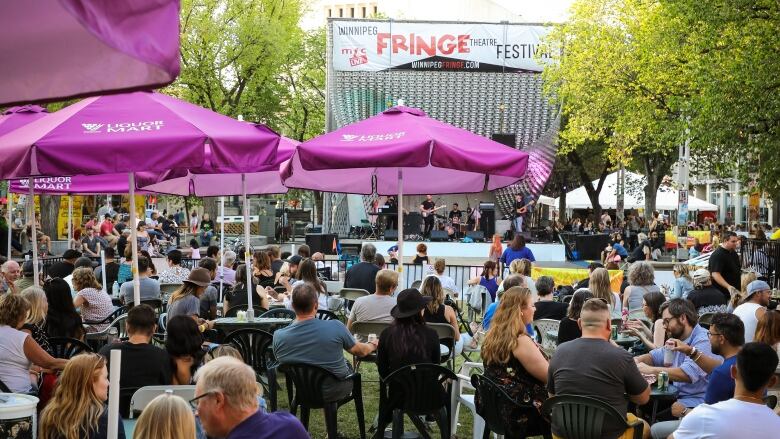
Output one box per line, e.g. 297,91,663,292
553,171,717,211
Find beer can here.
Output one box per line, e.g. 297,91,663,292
611,326,618,340
658,371,668,391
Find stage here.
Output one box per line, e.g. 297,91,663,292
340,239,566,262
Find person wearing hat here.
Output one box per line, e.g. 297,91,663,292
733,280,771,343
273,282,377,402
46,249,82,279
167,268,216,333
687,269,728,316
13,260,41,292
376,288,440,378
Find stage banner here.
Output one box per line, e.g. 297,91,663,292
57,196,84,240
665,230,710,248
331,20,550,72
531,266,623,293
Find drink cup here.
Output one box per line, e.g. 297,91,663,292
367,333,377,344
236,310,246,322
663,345,675,367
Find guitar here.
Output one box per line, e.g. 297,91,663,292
515,200,536,216
420,205,447,218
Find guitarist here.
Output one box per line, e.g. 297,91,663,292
420,194,436,239
513,193,529,233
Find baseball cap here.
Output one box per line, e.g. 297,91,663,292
692,268,710,282
286,255,302,265
62,249,82,260
746,280,771,298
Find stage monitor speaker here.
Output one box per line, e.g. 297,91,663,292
491,133,517,147
574,234,610,260
384,229,398,240
430,230,449,242
479,208,495,237
305,233,338,255
466,231,485,242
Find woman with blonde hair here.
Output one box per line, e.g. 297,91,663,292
755,310,780,355
480,287,550,437
590,267,621,318
670,263,694,300
20,286,51,354
39,353,123,439
731,271,759,311
132,393,195,439
72,267,114,333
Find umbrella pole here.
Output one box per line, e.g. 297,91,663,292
67,195,72,247
107,349,121,439
128,173,140,306
397,169,403,273
6,187,12,258
100,249,107,293
242,174,253,316
28,183,40,287
219,196,225,303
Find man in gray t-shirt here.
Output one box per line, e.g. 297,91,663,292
120,256,161,304
273,283,377,401
548,298,650,439
347,269,398,333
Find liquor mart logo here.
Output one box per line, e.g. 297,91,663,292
340,131,405,142
82,121,165,134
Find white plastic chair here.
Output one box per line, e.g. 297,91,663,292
532,319,561,353
128,385,196,418
450,361,485,439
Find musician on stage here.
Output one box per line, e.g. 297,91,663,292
384,195,398,230
513,193,527,233
420,194,436,238
448,203,463,239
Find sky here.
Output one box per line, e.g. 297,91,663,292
493,0,574,23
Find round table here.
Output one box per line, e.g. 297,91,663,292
648,384,678,423
614,335,639,348
213,317,292,336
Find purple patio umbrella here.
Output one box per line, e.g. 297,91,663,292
0,0,180,106
0,91,280,304
281,105,529,266
1,106,48,263
136,135,297,311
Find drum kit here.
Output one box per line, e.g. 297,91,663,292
440,215,467,240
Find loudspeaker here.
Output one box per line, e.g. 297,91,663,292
479,207,495,237
466,231,485,242
305,233,338,255
491,133,517,147
384,229,398,240
574,234,610,260
430,230,449,242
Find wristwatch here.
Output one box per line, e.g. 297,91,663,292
688,346,698,358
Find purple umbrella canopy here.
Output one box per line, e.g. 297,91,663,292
136,135,298,196
0,0,180,106
281,106,529,195
0,106,49,137
0,91,280,179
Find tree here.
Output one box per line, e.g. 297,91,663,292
542,0,689,220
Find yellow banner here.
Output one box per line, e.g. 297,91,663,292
119,195,145,220
57,196,84,240
665,230,710,247
531,266,624,293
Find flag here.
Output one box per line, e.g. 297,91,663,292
332,237,341,256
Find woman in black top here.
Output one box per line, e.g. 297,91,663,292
556,289,593,345
252,250,275,288
224,264,269,312
412,243,429,264
165,315,206,385
377,288,440,377
44,278,85,340
20,287,52,354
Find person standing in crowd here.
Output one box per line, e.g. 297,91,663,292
624,291,666,350
633,299,715,438
99,305,172,417
94,247,120,292
670,264,695,300
670,343,780,439
549,298,651,439
480,287,550,437
0,260,21,295
273,283,376,402
556,289,593,345
344,244,381,293
120,256,161,305
708,231,742,300
158,249,191,284
488,233,503,262
500,233,536,267
189,211,199,235
39,353,125,439
733,280,771,343
622,261,660,313
686,269,728,316
193,356,309,439
533,276,567,320
346,269,398,332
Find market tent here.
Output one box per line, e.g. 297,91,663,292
554,171,717,211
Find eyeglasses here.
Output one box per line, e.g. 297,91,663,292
662,316,680,327
707,330,722,337
188,391,215,410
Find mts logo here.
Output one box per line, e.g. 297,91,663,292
342,47,368,66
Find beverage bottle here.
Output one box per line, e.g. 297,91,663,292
112,281,120,298
663,341,675,367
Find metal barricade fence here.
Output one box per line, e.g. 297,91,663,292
740,237,779,288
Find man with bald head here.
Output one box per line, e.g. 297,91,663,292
548,298,651,439
0,260,21,295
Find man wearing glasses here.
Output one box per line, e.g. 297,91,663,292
649,313,744,438
191,356,308,439
633,299,718,439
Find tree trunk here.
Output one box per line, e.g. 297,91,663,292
40,196,60,239
183,196,191,228
202,197,218,221
642,154,676,221
313,191,324,225
558,190,567,224
567,150,610,221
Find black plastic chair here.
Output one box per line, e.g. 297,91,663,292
83,305,127,325
49,337,93,359
0,377,11,393
126,299,164,313
224,328,275,394
276,363,366,439
224,304,267,317
259,308,296,319
472,374,544,439
376,363,457,439
540,395,644,439
316,309,339,321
